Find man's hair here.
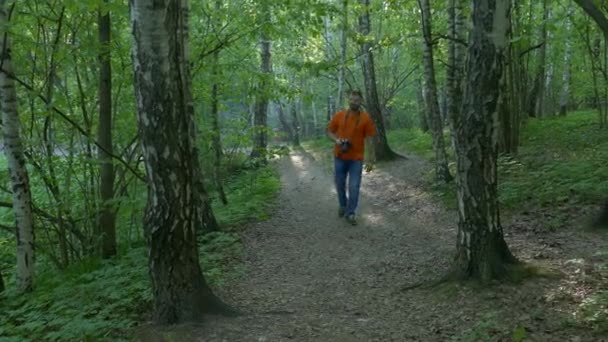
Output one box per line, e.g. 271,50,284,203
348,90,363,98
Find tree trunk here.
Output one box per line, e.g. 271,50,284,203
250,3,271,162
0,0,35,293
310,84,319,136
451,0,517,282
417,78,429,132
543,6,555,116
290,102,301,147
276,102,294,142
535,0,548,118
559,5,573,116
447,0,466,145
98,0,117,258
327,95,335,122
130,0,230,323
0,270,4,293
210,0,228,205
336,0,348,109
419,0,453,183
358,0,397,161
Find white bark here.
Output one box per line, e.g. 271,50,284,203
0,0,35,292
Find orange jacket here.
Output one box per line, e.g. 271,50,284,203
327,110,376,160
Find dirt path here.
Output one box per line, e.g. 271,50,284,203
170,150,606,342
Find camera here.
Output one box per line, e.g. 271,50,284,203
337,138,350,153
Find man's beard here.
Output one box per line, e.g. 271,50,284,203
349,104,360,111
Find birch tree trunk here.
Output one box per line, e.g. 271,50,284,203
358,0,397,161
98,0,117,258
419,0,453,183
0,0,35,293
130,0,230,323
451,0,517,281
250,2,272,162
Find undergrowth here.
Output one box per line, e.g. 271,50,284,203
0,163,280,341
385,111,608,211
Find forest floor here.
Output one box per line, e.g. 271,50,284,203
155,148,608,342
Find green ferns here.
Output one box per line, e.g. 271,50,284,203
0,164,280,341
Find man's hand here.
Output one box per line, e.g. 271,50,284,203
364,163,375,173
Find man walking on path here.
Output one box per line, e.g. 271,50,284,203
326,90,376,225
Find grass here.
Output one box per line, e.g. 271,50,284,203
380,111,608,211
0,162,281,341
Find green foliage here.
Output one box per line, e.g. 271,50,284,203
451,312,503,342
390,111,608,212
387,128,435,160
212,164,281,227
0,248,150,341
0,162,281,341
499,112,608,209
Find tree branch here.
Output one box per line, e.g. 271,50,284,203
574,0,608,41
0,69,146,182
519,42,545,58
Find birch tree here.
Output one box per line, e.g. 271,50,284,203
130,0,230,323
451,0,517,281
0,0,35,292
419,0,452,183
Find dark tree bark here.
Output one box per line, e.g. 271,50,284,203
98,0,117,258
419,0,453,183
0,270,4,293
130,0,231,323
451,0,517,282
358,0,397,161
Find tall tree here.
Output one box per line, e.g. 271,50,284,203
450,0,517,281
250,1,272,162
0,0,36,292
419,0,453,183
290,101,301,147
97,0,116,258
358,0,397,161
534,0,548,117
0,270,4,292
559,5,574,116
210,0,228,205
130,0,230,323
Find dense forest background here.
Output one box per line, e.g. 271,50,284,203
0,0,607,340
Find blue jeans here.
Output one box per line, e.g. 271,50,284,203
334,158,363,217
